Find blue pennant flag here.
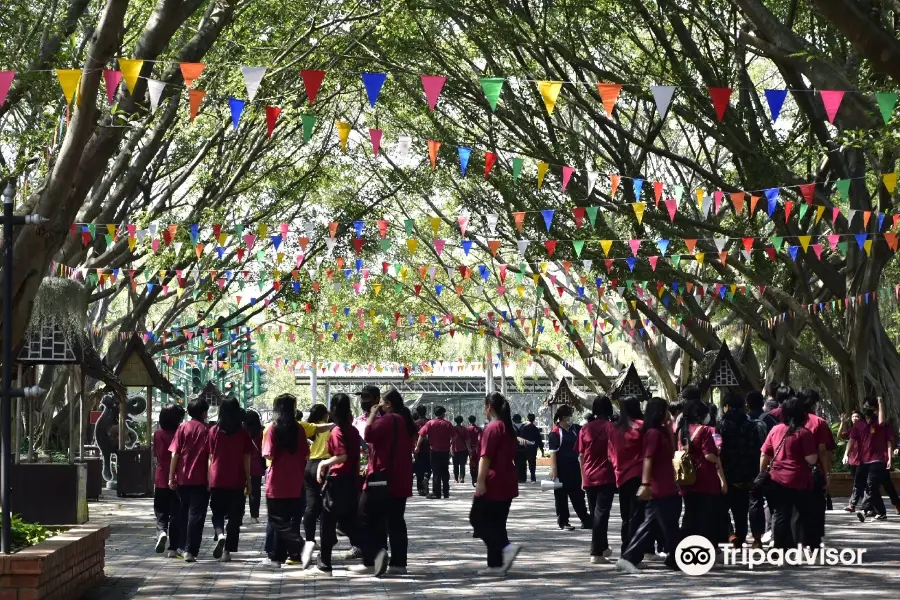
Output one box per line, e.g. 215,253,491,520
662,297,670,308
228,98,245,129
765,188,779,218
541,209,555,231
878,213,885,231
434,330,440,339
355,260,362,273
633,178,644,200
672,281,679,293
657,239,669,255
435,284,443,295
458,147,471,176
343,269,351,279
270,234,282,250
479,265,489,280
854,233,867,249
626,257,636,271
595,278,603,288
344,307,350,317
332,333,338,341
538,325,545,334
431,315,437,324
190,224,199,242
361,72,388,108
324,322,330,330
764,89,788,123
461,240,472,255
788,246,799,261
577,286,584,297
216,247,224,259
292,282,300,292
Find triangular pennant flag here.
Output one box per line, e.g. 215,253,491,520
650,85,675,119
180,63,205,87
798,235,812,252
764,89,788,122
664,199,677,221
632,203,645,224
820,90,845,124
537,80,563,115
633,178,644,200
484,152,497,178
541,209,555,231
513,212,526,232
361,72,387,108
56,69,82,104
883,172,897,194
561,166,574,191
537,161,549,189
302,114,316,142
117,59,143,94
628,239,641,257
765,188,779,218
480,77,504,111
237,67,265,102
369,129,383,156
486,214,499,234
586,206,599,226
544,240,557,257
265,106,281,138
458,147,472,175
586,169,599,196
837,178,851,201
301,69,326,104
147,79,165,113
428,140,442,170
458,215,469,236
657,239,669,255
730,192,745,214
648,256,659,271
228,98,245,129
516,240,529,257
336,121,351,152
513,157,524,180
708,87,731,122
188,89,205,121
600,240,613,256
596,83,622,116
101,70,120,104
487,240,502,256
573,240,585,257
876,92,898,125
421,75,447,111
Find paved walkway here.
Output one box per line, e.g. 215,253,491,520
85,470,900,599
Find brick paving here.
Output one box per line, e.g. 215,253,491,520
84,469,900,599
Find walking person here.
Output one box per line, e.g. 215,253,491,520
207,398,253,562
301,404,332,552
413,406,431,496
308,394,362,574
608,396,644,552
354,389,416,576
467,416,482,485
512,414,528,483
717,392,763,548
243,410,265,525
469,392,522,577
850,397,888,522
417,406,455,499
796,388,836,545
616,398,681,573
548,405,590,530
576,395,616,564
260,394,310,569
453,415,470,483
154,405,184,557
520,414,544,483
168,397,211,563
677,399,727,546
838,411,862,511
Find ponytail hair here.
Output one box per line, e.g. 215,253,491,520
384,389,417,436
485,392,516,439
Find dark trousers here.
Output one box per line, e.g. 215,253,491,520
248,475,262,518
725,485,759,543
554,466,588,527
622,494,681,567
319,475,358,568
618,477,641,551
859,461,887,517
358,491,408,567
766,482,811,549
414,450,431,495
265,492,305,555
453,451,469,482
470,497,511,568
266,497,305,562
748,486,767,539
682,492,726,545
849,465,861,507
304,459,324,541
175,485,209,557
514,451,527,483
807,469,827,547
153,487,179,550
430,450,451,498
210,488,246,552
469,453,479,484
585,484,615,556
526,448,538,481
882,468,900,506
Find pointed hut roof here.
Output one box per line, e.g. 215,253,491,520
690,344,751,392
114,333,180,396
609,363,650,400
199,381,224,406
546,377,578,407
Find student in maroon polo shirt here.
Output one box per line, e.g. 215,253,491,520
467,415,483,486
452,415,470,483
838,410,862,511
153,404,184,557
208,397,253,562
677,399,727,546
797,388,836,545
616,398,681,574
576,395,616,564
168,397,211,563
413,406,431,496
469,392,522,577
607,396,644,552
416,406,455,499
243,410,265,524
849,396,888,522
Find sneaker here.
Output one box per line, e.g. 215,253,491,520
760,530,773,544
313,558,333,575
285,558,302,566
559,524,575,531
342,547,362,560
259,558,282,570
347,564,376,576
873,514,887,521
501,543,521,574
426,494,438,500
843,505,856,513
373,549,388,576
251,517,260,524
857,511,867,523
184,553,196,563
615,558,640,574
386,566,408,575
476,567,506,576
213,535,225,559
218,551,231,563
590,555,609,564
155,532,168,553
602,548,613,559
580,520,592,530
301,541,315,569
164,550,182,559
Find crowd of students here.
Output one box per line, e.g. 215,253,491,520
151,387,524,577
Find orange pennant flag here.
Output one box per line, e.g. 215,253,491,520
180,63,205,87
428,140,441,170
685,239,697,254
730,192,745,214
750,195,760,215
188,89,205,121
610,174,620,196
596,83,622,116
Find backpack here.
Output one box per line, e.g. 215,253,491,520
720,418,763,485
750,417,768,445
673,426,702,486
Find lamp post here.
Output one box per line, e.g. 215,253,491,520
1,182,47,554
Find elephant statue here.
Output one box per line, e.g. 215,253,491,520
93,392,148,482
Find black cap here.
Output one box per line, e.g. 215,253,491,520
356,385,381,400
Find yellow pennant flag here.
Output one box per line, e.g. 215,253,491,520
531,274,540,285
884,172,897,194
696,189,705,211
540,262,549,274
373,283,382,296
127,237,136,252
537,80,563,115
695,252,705,265
276,252,284,263
106,224,116,236
258,224,268,238
118,59,143,94
537,161,549,189
632,202,645,224
815,205,825,224
176,287,185,298
600,240,613,256
217,233,228,246
430,217,441,236
337,121,351,152
516,285,525,297
798,235,812,252
406,238,418,254
864,239,873,256
56,69,82,104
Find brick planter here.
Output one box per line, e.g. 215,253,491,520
0,525,109,600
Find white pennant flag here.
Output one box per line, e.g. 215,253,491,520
324,238,337,253
307,266,318,280
847,209,857,225
486,214,499,235
333,281,341,292
476,285,484,296
190,266,199,280
395,135,411,159
586,168,599,196
516,239,529,257
136,229,147,242
147,79,166,113
701,194,712,218
315,256,325,269
148,222,158,237
303,221,315,239
428,266,437,280
174,242,183,255
741,250,752,262
713,237,728,253
582,259,593,271
240,66,266,102
651,85,676,120
446,267,453,280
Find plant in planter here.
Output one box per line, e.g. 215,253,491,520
11,514,58,553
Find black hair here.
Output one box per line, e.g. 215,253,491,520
307,403,328,424
243,410,262,438
485,392,516,438
512,413,522,423
592,395,613,420
527,413,536,422
668,399,685,418
159,405,185,432
455,415,464,425
468,415,477,424
434,406,446,417
416,405,427,418
764,381,779,399
295,410,303,421
774,384,793,405
330,393,353,446
553,404,574,424
187,397,209,421
384,389,417,436
723,392,745,412
641,397,669,433
780,397,807,433
616,395,643,432
272,394,299,453
216,397,242,435
680,384,701,403
746,390,764,411
797,387,820,414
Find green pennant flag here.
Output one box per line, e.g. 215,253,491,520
104,234,113,246
394,283,403,294
572,240,585,257
516,270,524,283
836,178,851,201
798,203,809,221
256,250,265,262
88,223,96,238
512,157,524,180
258,278,266,291
89,272,98,285
394,263,402,275
302,114,316,142
837,241,849,256
379,239,391,251
672,184,684,204
771,235,784,251
626,280,634,291
671,255,681,269
536,285,544,295
235,224,243,237
586,206,599,227
404,219,414,236
192,289,200,299
876,92,898,125
238,281,245,290
480,77,505,111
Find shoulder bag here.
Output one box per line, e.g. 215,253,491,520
751,431,790,492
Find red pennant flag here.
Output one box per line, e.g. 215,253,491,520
561,166,574,192
653,181,663,207
784,200,793,222
610,174,620,196
188,89,205,121
605,259,614,272
484,152,497,178
369,128,382,156
265,106,281,138
742,237,754,252
708,87,732,122
352,238,364,255
799,183,815,206
513,212,525,232
664,199,677,221
377,220,388,238
301,69,326,104
544,240,557,257
573,206,585,228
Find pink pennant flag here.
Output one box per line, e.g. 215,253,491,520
628,239,641,256
648,256,659,271
820,90,845,124
714,190,723,214
102,70,121,104
832,207,841,225
0,71,13,107
561,166,574,192
458,215,469,236
664,199,677,221
421,75,447,111
826,234,840,249
812,244,824,260
434,239,445,255
369,128,383,156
